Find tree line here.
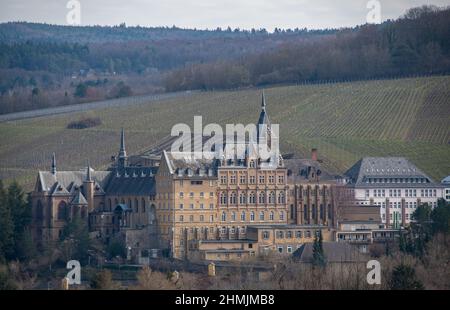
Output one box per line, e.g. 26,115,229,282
165,5,450,91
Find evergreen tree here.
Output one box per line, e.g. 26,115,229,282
60,215,91,264
312,231,326,267
389,264,424,290
0,181,14,261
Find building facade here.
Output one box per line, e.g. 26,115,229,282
345,157,445,228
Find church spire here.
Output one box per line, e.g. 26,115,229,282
118,128,127,169
86,160,92,182
261,90,266,112
119,128,126,158
51,152,56,175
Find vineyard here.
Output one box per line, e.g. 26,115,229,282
0,76,449,191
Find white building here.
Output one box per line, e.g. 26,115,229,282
345,157,445,228
442,176,450,202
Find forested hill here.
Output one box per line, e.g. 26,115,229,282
0,22,337,44
0,5,449,114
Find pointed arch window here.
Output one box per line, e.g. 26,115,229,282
269,191,275,204
57,201,67,220
259,191,265,204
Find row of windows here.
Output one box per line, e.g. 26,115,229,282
365,177,429,184
220,174,285,185
220,210,285,222
262,230,319,240
179,192,215,198
367,189,438,198
219,191,286,205
179,203,215,210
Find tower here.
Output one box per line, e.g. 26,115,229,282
256,91,271,147
83,161,95,212
118,128,127,170
51,152,56,175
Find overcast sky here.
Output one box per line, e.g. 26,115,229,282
1,0,450,30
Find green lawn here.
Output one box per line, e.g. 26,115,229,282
1,76,449,191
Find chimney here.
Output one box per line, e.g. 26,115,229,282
311,148,318,161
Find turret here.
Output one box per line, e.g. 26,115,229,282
117,128,127,169
51,152,57,175
83,161,95,212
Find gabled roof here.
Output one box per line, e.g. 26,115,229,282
163,151,218,179
442,176,450,184
38,169,111,193
70,191,88,205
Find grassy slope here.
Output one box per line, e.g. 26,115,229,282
0,76,449,191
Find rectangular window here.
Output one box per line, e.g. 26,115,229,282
179,204,184,209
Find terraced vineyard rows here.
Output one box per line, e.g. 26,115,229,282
0,76,449,191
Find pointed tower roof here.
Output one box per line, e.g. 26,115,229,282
85,160,93,182
118,128,127,159
51,152,56,175
257,91,271,144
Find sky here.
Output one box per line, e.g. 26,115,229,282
1,0,450,30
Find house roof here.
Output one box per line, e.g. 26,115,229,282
285,158,337,183
293,242,368,263
105,167,157,196
38,169,111,194
345,157,440,188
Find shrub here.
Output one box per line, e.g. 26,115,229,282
67,117,101,129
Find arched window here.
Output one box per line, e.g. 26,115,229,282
142,198,146,213
269,191,275,204
250,211,255,222
229,192,237,205
135,198,139,213
128,199,132,209
57,201,67,220
108,199,112,211
270,211,274,221
259,211,265,221
241,211,246,221
312,204,317,220
36,200,44,220
279,211,285,221
221,212,227,222
220,192,227,205
304,205,308,220
249,192,256,204
278,191,285,204
320,204,324,220
259,192,265,204
239,192,246,204
231,212,236,221
328,204,332,220
80,207,86,219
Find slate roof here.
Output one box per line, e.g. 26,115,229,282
442,176,450,184
70,191,88,205
164,151,218,178
293,242,368,263
105,167,157,196
345,157,441,188
285,158,337,183
38,169,111,194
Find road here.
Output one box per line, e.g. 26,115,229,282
0,91,194,123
